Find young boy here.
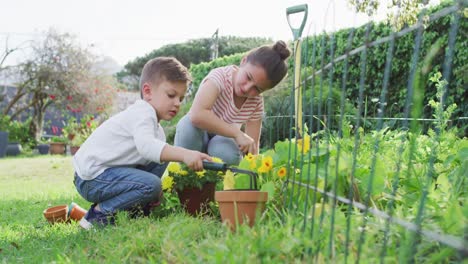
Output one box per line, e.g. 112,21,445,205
73,57,211,229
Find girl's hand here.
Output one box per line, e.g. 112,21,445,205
234,131,257,155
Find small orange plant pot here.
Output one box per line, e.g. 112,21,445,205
68,202,87,221
215,190,268,231
43,204,69,224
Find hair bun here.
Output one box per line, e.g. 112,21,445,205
273,40,291,60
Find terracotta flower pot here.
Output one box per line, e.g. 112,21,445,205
215,190,268,231
68,202,87,221
177,182,216,216
43,204,69,224
49,142,66,155
70,146,80,155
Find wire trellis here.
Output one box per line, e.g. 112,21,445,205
266,0,467,262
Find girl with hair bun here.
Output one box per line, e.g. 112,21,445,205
175,41,291,165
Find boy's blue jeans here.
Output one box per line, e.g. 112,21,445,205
74,162,167,215
174,114,242,165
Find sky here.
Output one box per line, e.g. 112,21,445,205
0,0,391,67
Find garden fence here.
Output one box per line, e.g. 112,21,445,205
263,0,467,262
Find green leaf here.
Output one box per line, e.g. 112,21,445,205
238,158,251,170
260,181,275,201
457,147,468,162
274,140,290,155
234,173,251,189
310,147,328,157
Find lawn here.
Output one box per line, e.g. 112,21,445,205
0,156,311,263
1,151,465,263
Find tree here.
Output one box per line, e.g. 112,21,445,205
3,29,117,140
116,36,272,90
349,0,436,29
0,37,29,102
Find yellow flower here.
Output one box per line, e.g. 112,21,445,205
196,170,206,178
167,162,181,173
212,157,223,163
296,134,311,153
257,156,273,173
249,160,257,170
245,153,256,162
277,167,287,178
162,176,174,191
179,170,189,176
243,153,258,169
223,170,235,190
246,153,257,169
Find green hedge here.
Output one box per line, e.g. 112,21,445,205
189,53,244,94
300,0,466,130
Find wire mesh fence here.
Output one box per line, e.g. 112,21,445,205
262,0,467,262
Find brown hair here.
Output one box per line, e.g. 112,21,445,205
244,40,291,88
139,57,192,98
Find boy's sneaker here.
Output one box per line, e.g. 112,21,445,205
143,200,161,216
127,193,163,218
127,200,161,218
79,204,115,230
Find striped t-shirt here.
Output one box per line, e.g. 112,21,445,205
201,65,264,125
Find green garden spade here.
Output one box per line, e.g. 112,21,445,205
286,4,308,139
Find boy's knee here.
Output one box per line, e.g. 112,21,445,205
143,176,161,201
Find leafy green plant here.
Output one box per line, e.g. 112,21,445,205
50,135,68,143
70,133,86,147
61,116,80,138
0,115,35,149
38,137,50,145
428,71,457,133
62,114,98,145
0,114,10,131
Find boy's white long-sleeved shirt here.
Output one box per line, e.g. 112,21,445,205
73,100,167,180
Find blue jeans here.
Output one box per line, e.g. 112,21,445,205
74,162,168,215
174,114,242,165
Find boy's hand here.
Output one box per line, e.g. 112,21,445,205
234,131,257,155
183,150,212,171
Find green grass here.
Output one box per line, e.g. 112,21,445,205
0,156,312,263
1,154,463,263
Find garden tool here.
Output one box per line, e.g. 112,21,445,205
202,161,258,190
286,4,308,139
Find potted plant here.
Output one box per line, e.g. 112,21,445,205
37,138,50,155
49,135,67,155
5,140,22,156
62,117,80,141
66,114,97,155
69,133,85,155
209,148,294,231
202,159,267,232
1,115,27,156
162,157,224,216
